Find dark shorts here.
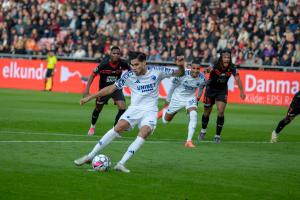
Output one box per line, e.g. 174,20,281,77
45,69,53,78
96,89,125,105
203,87,228,107
287,93,300,117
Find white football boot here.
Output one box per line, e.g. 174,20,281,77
114,163,130,173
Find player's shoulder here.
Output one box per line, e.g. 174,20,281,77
121,71,135,79
148,65,174,72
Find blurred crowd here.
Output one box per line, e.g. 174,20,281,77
0,0,300,66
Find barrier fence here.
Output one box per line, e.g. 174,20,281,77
0,58,299,106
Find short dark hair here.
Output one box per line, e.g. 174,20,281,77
111,46,121,51
128,51,147,62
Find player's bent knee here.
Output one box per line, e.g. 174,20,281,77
138,126,152,139
114,119,131,133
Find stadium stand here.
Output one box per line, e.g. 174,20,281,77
0,0,299,67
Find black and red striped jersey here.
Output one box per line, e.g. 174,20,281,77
207,63,238,90
93,57,130,89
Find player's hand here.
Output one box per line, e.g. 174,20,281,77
240,92,246,100
80,96,91,105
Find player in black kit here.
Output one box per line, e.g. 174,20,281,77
198,49,246,143
83,46,130,135
271,91,300,143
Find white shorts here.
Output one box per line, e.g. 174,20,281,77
166,97,197,115
119,107,157,132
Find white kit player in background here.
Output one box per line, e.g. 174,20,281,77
74,52,185,173
162,61,206,148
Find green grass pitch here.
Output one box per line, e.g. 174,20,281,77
0,88,299,200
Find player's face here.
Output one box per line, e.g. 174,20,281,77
110,49,121,62
222,53,231,67
130,58,146,76
190,64,201,78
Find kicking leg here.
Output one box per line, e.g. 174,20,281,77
75,119,130,166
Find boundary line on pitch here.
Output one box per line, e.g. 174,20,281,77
1,130,299,144
0,140,299,144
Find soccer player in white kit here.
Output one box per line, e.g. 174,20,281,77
162,61,206,148
74,52,185,173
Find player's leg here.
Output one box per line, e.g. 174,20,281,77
157,101,169,119
271,107,298,143
214,100,226,143
88,101,105,135
74,119,130,166
44,69,51,91
115,110,156,172
198,95,214,140
112,90,127,126
162,99,182,124
185,107,197,148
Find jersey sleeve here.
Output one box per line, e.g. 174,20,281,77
232,66,239,76
92,63,103,75
114,71,133,89
148,65,176,79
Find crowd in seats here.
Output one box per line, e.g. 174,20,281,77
0,0,299,67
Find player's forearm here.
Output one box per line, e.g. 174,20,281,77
236,78,244,93
91,84,117,100
85,75,95,91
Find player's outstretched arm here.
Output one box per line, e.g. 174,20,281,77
80,84,117,105
83,74,96,97
172,56,185,77
234,75,246,100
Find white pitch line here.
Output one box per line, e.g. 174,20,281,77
0,130,299,144
0,140,299,144
0,130,182,142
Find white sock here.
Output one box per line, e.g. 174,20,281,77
88,128,120,158
201,128,206,133
119,136,145,165
162,108,168,124
187,110,197,141
91,124,96,128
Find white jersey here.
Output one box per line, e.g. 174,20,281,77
115,66,175,111
170,70,206,102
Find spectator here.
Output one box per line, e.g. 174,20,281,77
292,44,300,67
0,0,298,67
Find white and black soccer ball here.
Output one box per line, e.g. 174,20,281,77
91,154,111,172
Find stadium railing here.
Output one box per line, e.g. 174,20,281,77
0,53,299,72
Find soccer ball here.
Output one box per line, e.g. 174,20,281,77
91,154,111,172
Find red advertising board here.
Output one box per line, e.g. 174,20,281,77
0,58,99,93
227,70,300,106
0,58,299,106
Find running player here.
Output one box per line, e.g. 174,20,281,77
198,49,246,143
162,61,206,148
74,52,185,172
83,46,130,135
271,91,300,143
